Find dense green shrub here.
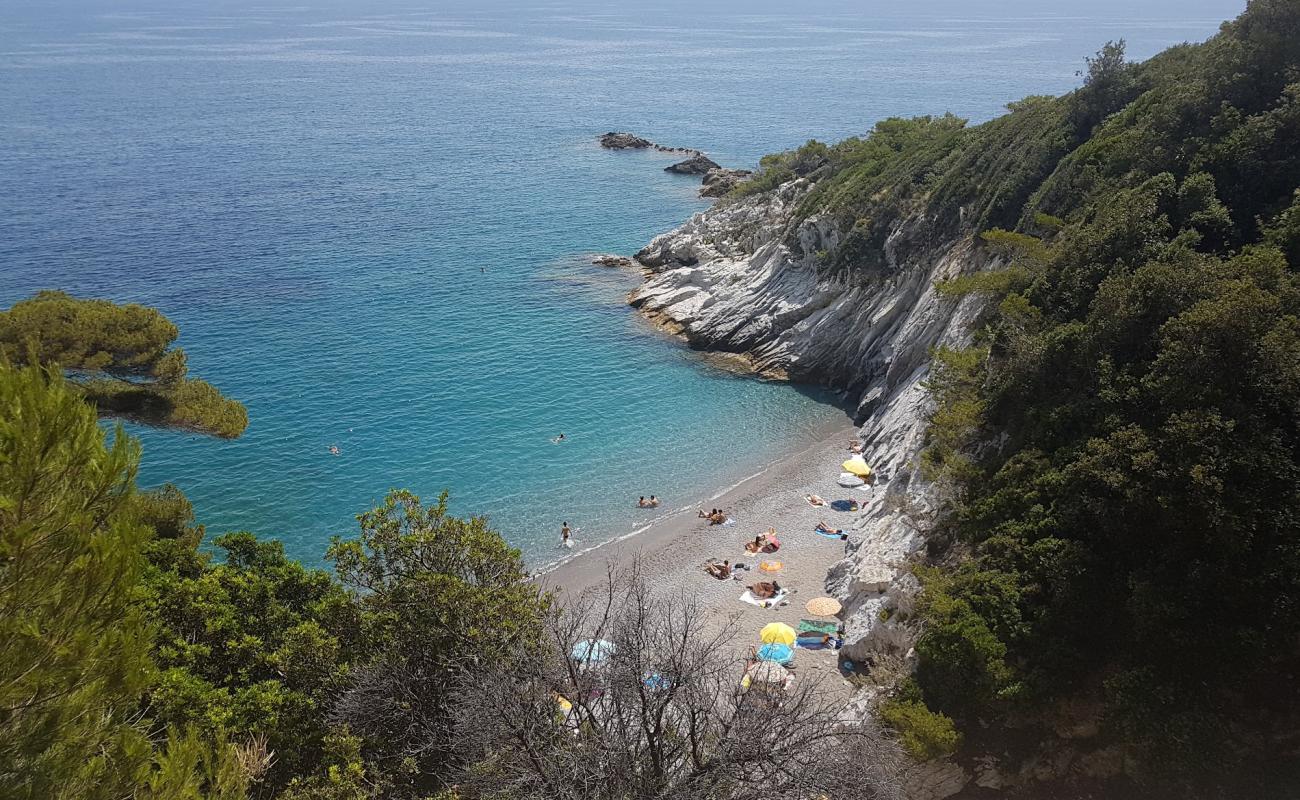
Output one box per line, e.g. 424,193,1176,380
878,681,962,761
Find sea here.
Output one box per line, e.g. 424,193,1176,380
0,0,1241,567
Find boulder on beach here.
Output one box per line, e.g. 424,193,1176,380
599,131,653,149
700,167,754,197
665,153,721,175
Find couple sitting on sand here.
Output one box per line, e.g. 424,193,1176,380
749,580,782,599
698,508,728,525
637,495,660,508
745,529,780,554
704,559,732,579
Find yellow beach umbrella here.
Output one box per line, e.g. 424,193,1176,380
842,456,871,478
806,597,842,617
760,622,796,646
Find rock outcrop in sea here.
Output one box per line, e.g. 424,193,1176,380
599,132,751,197
664,153,720,175
629,174,990,793
599,131,698,155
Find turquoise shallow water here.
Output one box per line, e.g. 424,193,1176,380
0,0,1239,566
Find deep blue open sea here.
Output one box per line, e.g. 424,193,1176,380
0,0,1240,566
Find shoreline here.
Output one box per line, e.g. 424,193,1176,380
532,408,853,583
537,410,868,695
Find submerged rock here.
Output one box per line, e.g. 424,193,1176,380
599,131,653,149
664,153,721,175
700,167,753,197
591,254,635,268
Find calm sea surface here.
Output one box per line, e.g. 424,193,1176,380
0,0,1240,566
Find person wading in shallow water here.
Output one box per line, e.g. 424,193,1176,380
561,522,572,548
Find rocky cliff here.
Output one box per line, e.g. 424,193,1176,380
630,176,989,671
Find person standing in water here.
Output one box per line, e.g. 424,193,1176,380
561,521,572,547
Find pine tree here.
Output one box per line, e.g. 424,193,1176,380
0,363,245,799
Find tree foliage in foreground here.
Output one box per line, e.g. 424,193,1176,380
0,290,247,438
328,490,548,798
456,564,903,800
0,363,246,799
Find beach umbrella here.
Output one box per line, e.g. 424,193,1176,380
745,660,790,687
806,597,842,617
842,457,871,478
760,622,796,646
571,639,616,665
759,559,783,573
837,472,865,488
756,642,794,665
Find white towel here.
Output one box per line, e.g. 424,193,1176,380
739,589,788,609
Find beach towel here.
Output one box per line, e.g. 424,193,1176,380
796,634,835,650
798,619,838,635
814,528,847,539
739,589,788,609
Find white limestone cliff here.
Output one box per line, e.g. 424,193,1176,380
630,175,990,716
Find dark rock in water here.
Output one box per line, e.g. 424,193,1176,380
591,254,636,268
700,167,754,197
665,154,721,175
600,132,654,149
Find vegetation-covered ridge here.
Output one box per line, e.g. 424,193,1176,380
730,0,1299,790
0,290,248,437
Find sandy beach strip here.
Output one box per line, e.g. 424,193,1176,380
537,411,871,693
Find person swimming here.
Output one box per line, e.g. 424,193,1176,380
328,445,340,456
552,433,566,443
648,495,660,507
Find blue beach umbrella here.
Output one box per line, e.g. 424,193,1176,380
571,639,616,665
756,643,794,665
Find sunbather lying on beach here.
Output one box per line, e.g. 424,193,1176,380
805,494,826,507
749,580,782,599
704,559,732,579
847,440,864,454
815,521,843,535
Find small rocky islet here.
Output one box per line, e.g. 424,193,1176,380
598,131,752,198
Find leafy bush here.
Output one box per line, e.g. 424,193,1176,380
879,682,963,762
